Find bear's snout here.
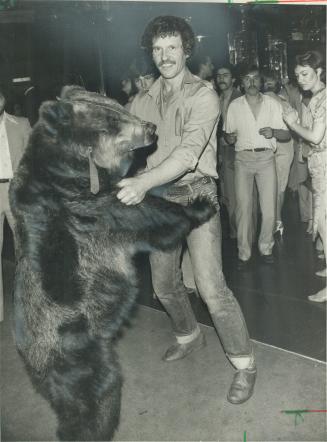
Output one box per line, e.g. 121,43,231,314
142,121,157,146
144,121,156,136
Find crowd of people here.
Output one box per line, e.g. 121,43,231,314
1,15,326,407
115,15,325,402
119,41,326,303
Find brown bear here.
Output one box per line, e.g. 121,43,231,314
9,86,216,441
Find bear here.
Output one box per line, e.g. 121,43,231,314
9,85,216,441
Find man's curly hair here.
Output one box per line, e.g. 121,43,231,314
141,15,195,57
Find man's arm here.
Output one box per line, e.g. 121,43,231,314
222,103,237,146
223,132,237,145
259,98,292,143
117,157,188,205
117,87,220,205
259,127,291,142
273,129,291,142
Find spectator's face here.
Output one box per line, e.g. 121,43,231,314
263,76,277,93
216,68,234,91
295,64,321,92
121,78,132,96
0,92,5,115
135,74,155,92
242,71,261,96
152,34,188,80
201,57,214,79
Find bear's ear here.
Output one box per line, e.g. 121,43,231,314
39,100,73,137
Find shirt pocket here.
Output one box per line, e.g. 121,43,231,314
175,107,183,136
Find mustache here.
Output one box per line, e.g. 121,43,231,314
158,60,176,67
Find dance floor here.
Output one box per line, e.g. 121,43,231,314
135,191,326,362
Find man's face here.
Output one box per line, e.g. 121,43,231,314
152,34,188,79
263,76,277,93
216,68,234,91
135,74,155,92
201,57,214,79
242,71,261,96
121,79,132,96
0,92,5,115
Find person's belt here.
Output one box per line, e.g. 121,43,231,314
0,179,10,183
168,176,214,196
243,148,270,152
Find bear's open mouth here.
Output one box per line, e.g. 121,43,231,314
129,122,157,151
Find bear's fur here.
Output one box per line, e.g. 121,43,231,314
9,86,216,441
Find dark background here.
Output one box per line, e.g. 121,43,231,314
0,1,325,109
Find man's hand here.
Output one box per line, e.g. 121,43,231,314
117,175,148,205
259,127,274,139
224,132,237,145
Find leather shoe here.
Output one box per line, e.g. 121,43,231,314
227,366,257,404
162,332,206,362
261,254,274,264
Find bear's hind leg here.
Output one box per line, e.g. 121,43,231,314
55,373,122,442
44,320,122,441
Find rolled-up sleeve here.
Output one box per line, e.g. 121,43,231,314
169,87,220,171
223,103,235,134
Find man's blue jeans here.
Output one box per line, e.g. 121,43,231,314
150,177,253,359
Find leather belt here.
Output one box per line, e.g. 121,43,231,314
243,148,270,152
167,176,214,196
0,179,10,183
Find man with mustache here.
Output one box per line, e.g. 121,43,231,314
224,66,291,267
117,15,257,405
0,86,31,321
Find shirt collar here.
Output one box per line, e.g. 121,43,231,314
147,67,198,99
242,92,264,103
220,87,233,103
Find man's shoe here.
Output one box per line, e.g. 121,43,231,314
227,366,257,404
261,254,274,264
308,289,327,302
237,258,251,271
162,332,206,362
315,268,327,277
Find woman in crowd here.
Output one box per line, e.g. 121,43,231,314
282,79,313,233
283,51,326,302
263,70,294,236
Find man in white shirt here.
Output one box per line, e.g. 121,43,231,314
0,87,31,321
224,66,290,267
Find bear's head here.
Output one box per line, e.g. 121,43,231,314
34,86,156,192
